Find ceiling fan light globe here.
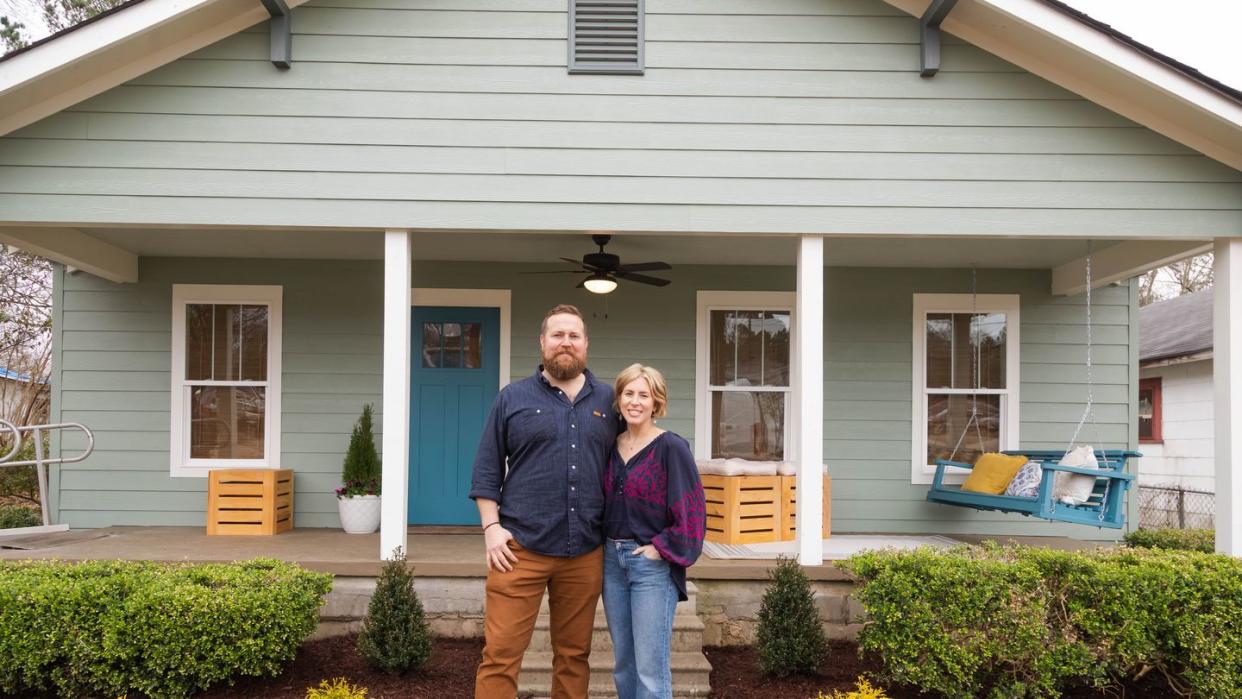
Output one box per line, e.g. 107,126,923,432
583,275,618,294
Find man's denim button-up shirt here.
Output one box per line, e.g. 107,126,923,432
469,367,621,557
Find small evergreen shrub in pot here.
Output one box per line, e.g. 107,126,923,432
756,556,828,677
0,558,332,698
358,546,432,674
338,404,382,534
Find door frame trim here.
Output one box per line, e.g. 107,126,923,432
411,288,511,388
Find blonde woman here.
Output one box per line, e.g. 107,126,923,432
602,363,706,699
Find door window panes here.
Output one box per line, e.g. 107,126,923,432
422,322,483,369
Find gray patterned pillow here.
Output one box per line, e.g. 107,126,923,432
1004,461,1043,498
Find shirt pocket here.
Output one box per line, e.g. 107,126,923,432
509,407,557,447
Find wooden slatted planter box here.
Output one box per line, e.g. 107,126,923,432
779,474,832,541
702,474,781,545
207,469,294,535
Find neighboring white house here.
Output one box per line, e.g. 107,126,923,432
1138,289,1214,499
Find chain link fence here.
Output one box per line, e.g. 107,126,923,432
1138,485,1215,530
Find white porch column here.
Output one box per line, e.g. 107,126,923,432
795,235,825,566
1215,238,1242,556
380,230,412,560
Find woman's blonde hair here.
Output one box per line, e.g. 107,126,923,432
614,363,669,419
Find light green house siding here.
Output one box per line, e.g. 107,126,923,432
51,257,1130,538
2,0,1240,235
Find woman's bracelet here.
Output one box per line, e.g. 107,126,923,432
482,521,501,532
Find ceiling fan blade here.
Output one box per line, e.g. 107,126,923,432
558,257,605,274
615,271,671,287
575,278,587,289
616,261,671,273
518,270,592,275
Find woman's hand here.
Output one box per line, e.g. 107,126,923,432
633,544,663,561
484,525,518,572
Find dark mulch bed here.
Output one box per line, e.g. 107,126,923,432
197,634,483,699
177,634,1175,698
706,641,1177,699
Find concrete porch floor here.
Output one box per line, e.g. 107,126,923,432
0,526,1104,579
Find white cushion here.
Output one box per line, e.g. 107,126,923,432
775,461,829,476
696,458,779,476
1052,446,1100,506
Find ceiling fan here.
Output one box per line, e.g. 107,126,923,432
530,234,672,294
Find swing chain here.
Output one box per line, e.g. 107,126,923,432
949,265,986,461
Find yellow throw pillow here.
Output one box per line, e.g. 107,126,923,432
960,453,1028,495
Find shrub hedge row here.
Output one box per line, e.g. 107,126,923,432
0,558,333,698
844,544,1242,698
1124,527,1215,553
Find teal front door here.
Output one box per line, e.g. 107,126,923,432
409,306,500,524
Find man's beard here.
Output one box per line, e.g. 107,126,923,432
544,349,587,381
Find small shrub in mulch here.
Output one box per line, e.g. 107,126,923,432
357,547,432,674
756,556,828,677
304,677,370,699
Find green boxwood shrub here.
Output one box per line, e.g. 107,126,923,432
0,558,333,698
0,504,40,529
843,544,1242,699
756,557,828,677
1124,527,1215,553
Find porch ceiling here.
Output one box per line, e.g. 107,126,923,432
78,227,1138,270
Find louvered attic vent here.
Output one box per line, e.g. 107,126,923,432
569,0,644,74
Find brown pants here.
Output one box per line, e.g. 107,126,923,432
474,542,603,699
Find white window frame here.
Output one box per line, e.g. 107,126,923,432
911,293,1020,485
694,290,798,461
170,284,282,477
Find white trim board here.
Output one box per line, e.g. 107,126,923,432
411,288,512,388
169,283,283,478
910,293,1021,485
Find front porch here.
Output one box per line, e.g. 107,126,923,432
10,227,1242,557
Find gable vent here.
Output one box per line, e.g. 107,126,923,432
569,0,644,75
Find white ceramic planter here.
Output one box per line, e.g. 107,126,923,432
337,494,381,534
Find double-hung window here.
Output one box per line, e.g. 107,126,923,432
696,291,795,461
911,294,1020,484
170,285,282,476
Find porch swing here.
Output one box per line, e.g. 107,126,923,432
925,255,1140,529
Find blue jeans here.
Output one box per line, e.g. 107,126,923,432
602,538,679,699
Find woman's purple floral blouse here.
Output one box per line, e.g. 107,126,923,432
603,431,707,601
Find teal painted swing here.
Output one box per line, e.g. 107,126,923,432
925,258,1140,529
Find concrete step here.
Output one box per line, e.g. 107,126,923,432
518,651,712,698
527,610,705,653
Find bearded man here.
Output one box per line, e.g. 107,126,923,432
470,304,622,698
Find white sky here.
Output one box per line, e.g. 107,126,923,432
2,0,1239,88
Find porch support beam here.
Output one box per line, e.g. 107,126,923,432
1051,240,1212,296
1214,238,1242,556
380,229,412,560
0,227,137,283
919,0,959,77
795,235,825,566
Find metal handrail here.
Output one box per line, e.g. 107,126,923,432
0,418,95,528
